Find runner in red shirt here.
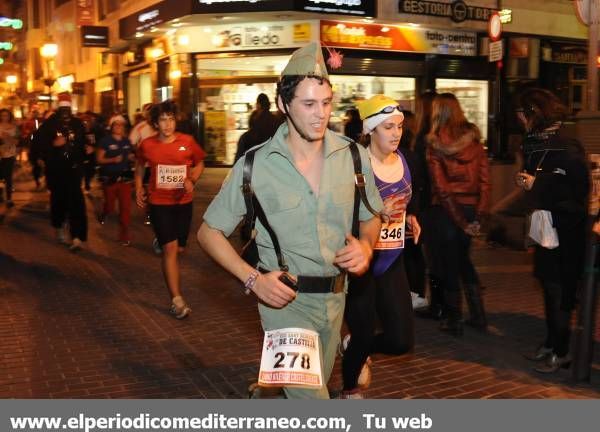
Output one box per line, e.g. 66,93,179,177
135,100,206,319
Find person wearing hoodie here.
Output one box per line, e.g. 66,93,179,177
426,93,490,336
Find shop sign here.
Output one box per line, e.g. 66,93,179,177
57,74,75,92
76,0,94,26
550,43,587,64
0,17,23,29
119,0,192,39
176,21,315,53
81,26,109,48
194,0,375,17
296,0,375,16
498,8,512,24
399,0,496,23
320,20,476,56
96,76,114,92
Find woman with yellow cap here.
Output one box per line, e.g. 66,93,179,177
340,95,421,398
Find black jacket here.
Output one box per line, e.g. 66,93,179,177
523,129,590,309
32,112,86,190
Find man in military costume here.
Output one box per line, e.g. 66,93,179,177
197,42,383,399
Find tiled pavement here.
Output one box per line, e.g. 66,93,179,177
1,166,599,399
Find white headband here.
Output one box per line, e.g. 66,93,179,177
362,108,404,135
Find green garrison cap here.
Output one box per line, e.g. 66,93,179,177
281,42,329,79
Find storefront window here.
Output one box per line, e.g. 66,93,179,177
196,54,290,165
329,75,416,133
127,71,152,122
196,54,418,165
435,78,489,141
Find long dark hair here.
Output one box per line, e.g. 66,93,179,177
515,88,567,132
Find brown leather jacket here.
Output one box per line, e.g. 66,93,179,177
426,126,490,229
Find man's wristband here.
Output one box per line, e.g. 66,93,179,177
243,270,259,295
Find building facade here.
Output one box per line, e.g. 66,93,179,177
19,0,592,162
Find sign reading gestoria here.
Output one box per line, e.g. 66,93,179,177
399,0,496,23
321,20,476,56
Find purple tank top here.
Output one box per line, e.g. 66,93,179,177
372,151,412,277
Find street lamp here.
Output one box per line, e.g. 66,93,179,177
6,74,17,97
40,40,58,107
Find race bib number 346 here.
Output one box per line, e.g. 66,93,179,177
374,217,406,250
258,328,322,388
157,164,186,189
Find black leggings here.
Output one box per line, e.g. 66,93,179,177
0,156,15,201
342,255,414,390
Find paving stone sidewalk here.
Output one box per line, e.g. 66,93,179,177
1,166,599,398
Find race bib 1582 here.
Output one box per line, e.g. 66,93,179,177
157,164,185,189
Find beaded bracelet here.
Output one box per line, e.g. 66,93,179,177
243,270,259,295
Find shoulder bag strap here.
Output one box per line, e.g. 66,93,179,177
349,142,381,237
241,148,288,272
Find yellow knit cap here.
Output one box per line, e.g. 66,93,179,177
357,95,398,120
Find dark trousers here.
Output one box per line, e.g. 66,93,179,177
0,156,15,201
432,205,479,320
540,279,572,357
342,255,414,390
83,155,96,191
403,239,426,297
30,159,42,187
50,180,88,241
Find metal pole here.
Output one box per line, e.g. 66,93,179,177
572,224,599,382
587,0,599,111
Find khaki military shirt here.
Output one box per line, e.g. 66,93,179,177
203,123,383,277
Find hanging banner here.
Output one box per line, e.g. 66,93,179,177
76,0,95,26
321,20,476,56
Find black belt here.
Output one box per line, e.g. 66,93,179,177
258,268,345,294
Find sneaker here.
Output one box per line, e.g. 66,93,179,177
341,334,351,354
152,238,162,255
144,215,152,226
338,388,366,399
169,303,191,319
69,238,83,252
411,292,429,310
533,353,571,374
